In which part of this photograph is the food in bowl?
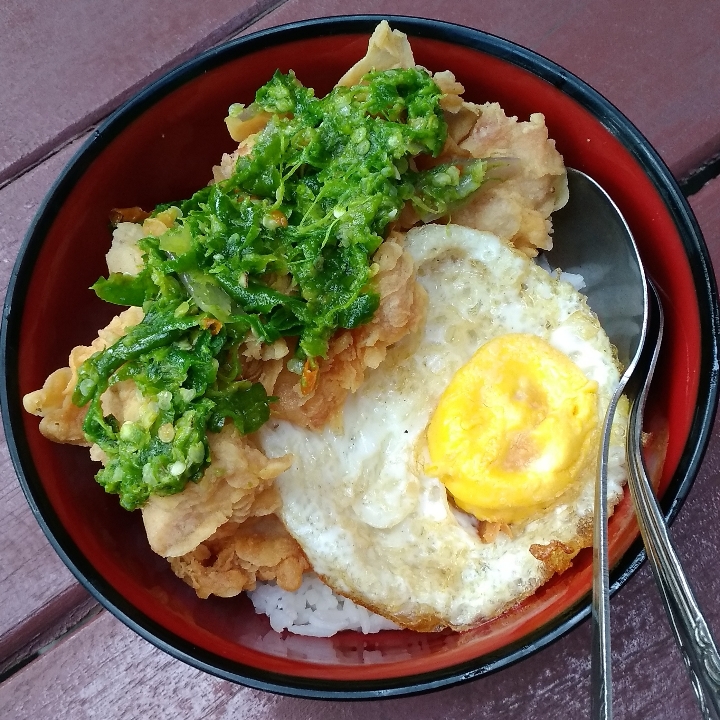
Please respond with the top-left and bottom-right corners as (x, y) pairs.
(22, 22), (629, 635)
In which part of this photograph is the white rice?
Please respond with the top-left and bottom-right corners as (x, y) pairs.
(535, 253), (587, 291)
(249, 574), (400, 636)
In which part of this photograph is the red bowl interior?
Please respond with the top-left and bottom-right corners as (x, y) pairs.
(12, 23), (701, 690)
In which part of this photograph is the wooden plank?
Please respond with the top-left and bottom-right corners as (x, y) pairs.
(0, 139), (100, 673)
(246, 0), (720, 180)
(0, 555), (712, 719)
(0, 0), (288, 185)
(691, 176), (720, 278)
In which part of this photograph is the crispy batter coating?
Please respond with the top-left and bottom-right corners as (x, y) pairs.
(169, 514), (310, 598)
(259, 232), (426, 430)
(225, 110), (274, 144)
(21, 301), (296, 560)
(337, 20), (416, 87)
(211, 133), (257, 184)
(22, 367), (86, 445)
(337, 26), (566, 260)
(452, 103), (568, 256)
(22, 306), (145, 445)
(433, 70), (466, 110)
(336, 19), (477, 127)
(141, 425), (291, 558)
(529, 539), (579, 576)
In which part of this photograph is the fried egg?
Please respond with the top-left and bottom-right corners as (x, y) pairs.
(257, 224), (628, 631)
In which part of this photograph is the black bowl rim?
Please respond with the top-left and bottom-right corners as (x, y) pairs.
(2, 14), (718, 701)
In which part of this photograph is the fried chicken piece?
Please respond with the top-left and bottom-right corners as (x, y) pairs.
(410, 72), (480, 173)
(106, 222), (146, 275)
(239, 338), (289, 398)
(452, 103), (568, 256)
(337, 20), (416, 87)
(340, 41), (566, 259)
(211, 133), (257, 183)
(215, 23), (461, 187)
(23, 299), (294, 566)
(225, 110), (274, 144)
(22, 306), (145, 445)
(262, 231), (427, 429)
(22, 367), (85, 445)
(141, 425), (292, 558)
(337, 19), (475, 124)
(169, 514), (310, 598)
(432, 70), (481, 123)
(445, 106), (482, 146)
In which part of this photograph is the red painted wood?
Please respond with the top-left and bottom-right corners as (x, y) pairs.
(0, 0), (287, 184)
(247, 0), (720, 181)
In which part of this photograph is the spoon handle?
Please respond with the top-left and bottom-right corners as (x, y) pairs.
(626, 283), (720, 719)
(627, 438), (720, 719)
(591, 389), (623, 720)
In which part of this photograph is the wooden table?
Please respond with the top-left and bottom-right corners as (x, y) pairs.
(1, 1), (719, 717)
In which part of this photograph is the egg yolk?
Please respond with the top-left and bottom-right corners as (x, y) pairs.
(427, 334), (599, 524)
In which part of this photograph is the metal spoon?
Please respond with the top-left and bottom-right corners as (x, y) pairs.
(546, 167), (649, 720)
(547, 169), (720, 719)
(625, 281), (720, 720)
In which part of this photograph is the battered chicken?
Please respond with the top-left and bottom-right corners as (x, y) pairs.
(334, 20), (567, 257)
(454, 103), (568, 256)
(336, 21), (416, 88)
(170, 514), (310, 598)
(141, 424), (292, 558)
(253, 232), (426, 430)
(22, 306), (144, 445)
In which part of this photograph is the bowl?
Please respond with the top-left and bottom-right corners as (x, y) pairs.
(2, 15), (718, 699)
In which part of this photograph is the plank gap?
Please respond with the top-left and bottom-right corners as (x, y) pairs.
(680, 152), (720, 198)
(35, 604), (105, 659)
(0, 652), (36, 685)
(227, 0), (290, 41)
(0, 603), (103, 687)
(0, 126), (98, 193)
(0, 588), (99, 678)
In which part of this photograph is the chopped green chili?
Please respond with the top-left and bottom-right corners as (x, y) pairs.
(74, 67), (486, 510)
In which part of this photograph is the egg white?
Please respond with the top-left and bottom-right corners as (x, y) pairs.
(257, 224), (628, 630)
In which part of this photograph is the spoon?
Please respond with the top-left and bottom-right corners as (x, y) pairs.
(625, 281), (720, 720)
(546, 167), (649, 720)
(547, 169), (720, 719)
